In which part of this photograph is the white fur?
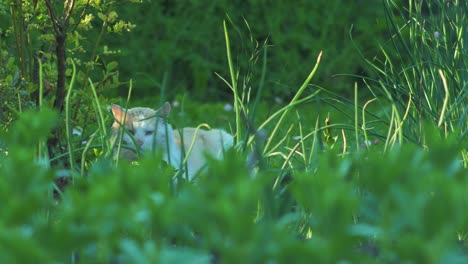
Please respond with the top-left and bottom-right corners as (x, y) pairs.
(111, 102), (233, 180)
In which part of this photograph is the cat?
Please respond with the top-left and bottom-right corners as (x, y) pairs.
(110, 102), (234, 180)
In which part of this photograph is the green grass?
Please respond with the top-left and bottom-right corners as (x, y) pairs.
(363, 0), (467, 145)
(0, 0), (467, 262)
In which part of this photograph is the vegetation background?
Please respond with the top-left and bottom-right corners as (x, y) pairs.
(113, 0), (388, 100)
(0, 0), (467, 263)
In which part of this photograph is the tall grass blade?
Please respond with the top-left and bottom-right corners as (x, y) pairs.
(224, 20), (242, 144)
(113, 81), (134, 166)
(263, 51), (322, 153)
(65, 60), (77, 174)
(437, 69), (449, 129)
(354, 82), (359, 151)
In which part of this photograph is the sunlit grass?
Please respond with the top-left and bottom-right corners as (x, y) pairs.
(363, 0), (467, 147)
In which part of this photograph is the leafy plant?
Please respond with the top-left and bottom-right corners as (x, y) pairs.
(1, 0), (140, 160)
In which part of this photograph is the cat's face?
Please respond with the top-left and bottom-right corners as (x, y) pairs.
(111, 103), (172, 153)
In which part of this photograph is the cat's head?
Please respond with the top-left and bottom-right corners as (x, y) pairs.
(111, 102), (172, 153)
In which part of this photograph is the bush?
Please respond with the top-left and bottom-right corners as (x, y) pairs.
(0, 108), (466, 262)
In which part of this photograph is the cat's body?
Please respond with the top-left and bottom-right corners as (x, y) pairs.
(110, 102), (233, 180)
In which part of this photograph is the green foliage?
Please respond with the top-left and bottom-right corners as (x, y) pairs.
(1, 108), (466, 262)
(1, 0), (139, 131)
(114, 0), (389, 100)
(364, 0), (468, 143)
(355, 144), (467, 263)
(0, 35), (35, 130)
(0, 109), (57, 263)
(1, 0), (467, 263)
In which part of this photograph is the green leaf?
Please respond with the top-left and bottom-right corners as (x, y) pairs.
(106, 61), (118, 71)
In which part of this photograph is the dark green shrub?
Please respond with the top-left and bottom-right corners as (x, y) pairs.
(113, 0), (390, 100)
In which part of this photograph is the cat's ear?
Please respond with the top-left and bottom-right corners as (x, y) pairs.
(160, 102), (171, 117)
(110, 104), (126, 123)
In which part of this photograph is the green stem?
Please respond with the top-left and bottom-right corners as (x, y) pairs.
(224, 20), (242, 144)
(263, 51), (322, 153)
(354, 82), (359, 152)
(65, 59), (77, 175)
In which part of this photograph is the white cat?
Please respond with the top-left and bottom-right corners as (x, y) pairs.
(110, 102), (233, 180)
